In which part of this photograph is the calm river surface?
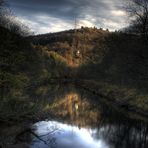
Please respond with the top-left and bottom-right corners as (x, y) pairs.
(1, 84), (148, 148)
(28, 84), (148, 148)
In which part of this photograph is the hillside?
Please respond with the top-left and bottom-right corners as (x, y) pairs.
(0, 26), (44, 121)
(0, 26), (42, 96)
(31, 27), (109, 66)
(0, 26), (72, 122)
(31, 27), (148, 87)
(30, 27), (148, 113)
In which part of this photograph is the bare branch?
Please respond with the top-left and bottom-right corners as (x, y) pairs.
(124, 0), (148, 39)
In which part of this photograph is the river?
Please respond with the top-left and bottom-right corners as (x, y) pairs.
(1, 84), (148, 148)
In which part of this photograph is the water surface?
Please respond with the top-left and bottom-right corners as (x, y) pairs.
(28, 84), (148, 148)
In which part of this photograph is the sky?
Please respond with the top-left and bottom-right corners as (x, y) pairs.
(7, 0), (129, 34)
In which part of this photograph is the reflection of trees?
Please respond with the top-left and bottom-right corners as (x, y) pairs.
(30, 84), (148, 148)
(31, 130), (57, 148)
(15, 123), (61, 148)
(48, 91), (101, 128)
(95, 121), (148, 148)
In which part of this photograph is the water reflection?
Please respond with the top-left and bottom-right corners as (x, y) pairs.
(100, 123), (148, 148)
(31, 121), (109, 148)
(47, 92), (100, 128)
(30, 120), (148, 148)
(28, 84), (148, 148)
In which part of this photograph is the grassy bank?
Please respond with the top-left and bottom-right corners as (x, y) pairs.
(75, 80), (148, 117)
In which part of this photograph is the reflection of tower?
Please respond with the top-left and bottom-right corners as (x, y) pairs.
(67, 94), (80, 121)
(75, 103), (79, 110)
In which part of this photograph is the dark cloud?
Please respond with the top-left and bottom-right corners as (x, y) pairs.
(6, 0), (128, 34)
(8, 0), (109, 19)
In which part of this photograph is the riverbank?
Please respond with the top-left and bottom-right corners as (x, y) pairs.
(75, 79), (148, 119)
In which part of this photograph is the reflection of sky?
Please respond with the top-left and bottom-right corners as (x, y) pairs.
(31, 121), (109, 148)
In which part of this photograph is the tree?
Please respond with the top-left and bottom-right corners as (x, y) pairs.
(126, 0), (148, 39)
(0, 0), (10, 27)
(0, 0), (31, 36)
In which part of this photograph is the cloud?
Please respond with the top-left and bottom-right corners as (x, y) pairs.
(111, 10), (126, 16)
(7, 0), (129, 34)
(19, 15), (74, 34)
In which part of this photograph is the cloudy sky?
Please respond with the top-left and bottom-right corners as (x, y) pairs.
(7, 0), (129, 34)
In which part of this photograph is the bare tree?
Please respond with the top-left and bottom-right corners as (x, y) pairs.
(126, 0), (148, 39)
(0, 0), (31, 36)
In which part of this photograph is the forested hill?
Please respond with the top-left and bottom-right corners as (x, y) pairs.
(1, 25), (147, 92)
(30, 27), (148, 87)
(30, 27), (111, 65)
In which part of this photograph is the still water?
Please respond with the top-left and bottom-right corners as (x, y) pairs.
(31, 121), (109, 148)
(28, 84), (148, 148)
